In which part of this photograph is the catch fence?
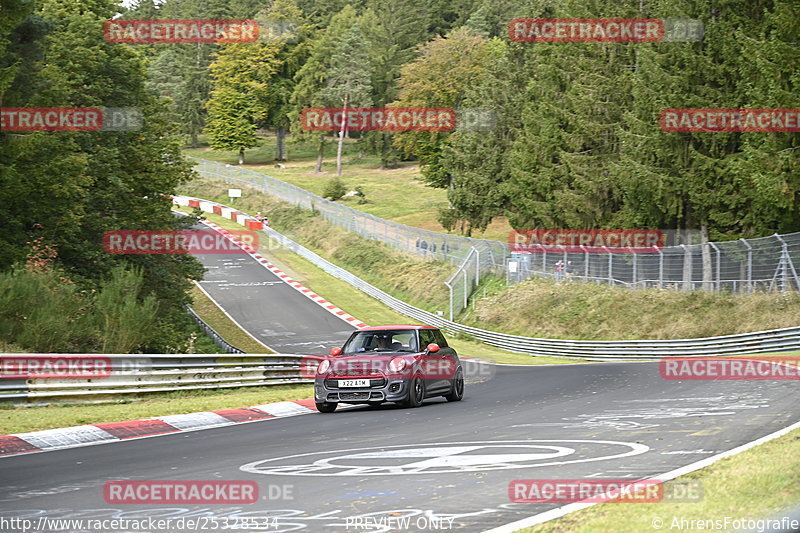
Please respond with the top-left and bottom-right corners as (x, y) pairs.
(191, 158), (800, 303)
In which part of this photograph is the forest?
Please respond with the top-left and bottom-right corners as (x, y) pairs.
(0, 0), (798, 350)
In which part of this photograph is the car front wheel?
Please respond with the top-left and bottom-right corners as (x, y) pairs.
(316, 401), (337, 413)
(402, 375), (424, 408)
(445, 369), (464, 402)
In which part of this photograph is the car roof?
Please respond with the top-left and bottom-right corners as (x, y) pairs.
(356, 325), (437, 331)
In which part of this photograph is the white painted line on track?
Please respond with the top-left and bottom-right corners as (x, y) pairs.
(192, 279), (275, 352)
(484, 418), (800, 533)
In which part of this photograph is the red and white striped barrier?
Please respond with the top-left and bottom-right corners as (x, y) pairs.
(0, 399), (319, 457)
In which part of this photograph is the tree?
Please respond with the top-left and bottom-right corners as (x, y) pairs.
(205, 41), (282, 164)
(257, 0), (309, 161)
(322, 24), (373, 176)
(1, 0), (205, 351)
(439, 38), (524, 235)
(391, 27), (492, 188)
(356, 1), (432, 167)
(289, 5), (359, 172)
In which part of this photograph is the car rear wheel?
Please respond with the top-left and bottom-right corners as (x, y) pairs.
(316, 401), (337, 413)
(445, 369), (464, 402)
(403, 375), (424, 408)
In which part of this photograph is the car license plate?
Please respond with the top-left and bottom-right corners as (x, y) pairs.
(339, 379), (369, 388)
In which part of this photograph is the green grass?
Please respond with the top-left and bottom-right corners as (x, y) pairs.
(0, 384), (313, 434)
(183, 134), (514, 240)
(466, 277), (800, 340)
(190, 283), (274, 354)
(519, 425), (800, 533)
(177, 205), (575, 366)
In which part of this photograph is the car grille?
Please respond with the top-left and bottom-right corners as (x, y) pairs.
(339, 392), (371, 400)
(325, 378), (387, 389)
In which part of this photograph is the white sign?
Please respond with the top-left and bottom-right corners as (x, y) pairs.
(508, 261), (518, 273)
(228, 188), (242, 198)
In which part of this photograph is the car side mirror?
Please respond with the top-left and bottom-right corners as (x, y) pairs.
(425, 343), (440, 354)
(330, 347), (342, 356)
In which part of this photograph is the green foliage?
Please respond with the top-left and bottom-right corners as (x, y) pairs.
(205, 41), (284, 162)
(391, 27), (492, 188)
(0, 0), (205, 352)
(440, 0), (800, 238)
(322, 177), (347, 200)
(322, 24), (372, 107)
(0, 265), (161, 353)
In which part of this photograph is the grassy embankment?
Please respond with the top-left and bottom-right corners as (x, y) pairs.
(182, 134), (515, 240)
(179, 178), (800, 341)
(519, 424), (800, 533)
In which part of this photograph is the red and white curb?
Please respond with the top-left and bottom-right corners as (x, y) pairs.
(0, 398), (320, 457)
(172, 195), (368, 329)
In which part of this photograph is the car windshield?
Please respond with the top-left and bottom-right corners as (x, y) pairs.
(342, 330), (419, 354)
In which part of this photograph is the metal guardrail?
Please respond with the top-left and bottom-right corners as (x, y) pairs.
(0, 354), (312, 400)
(186, 306), (245, 354)
(253, 214), (800, 361)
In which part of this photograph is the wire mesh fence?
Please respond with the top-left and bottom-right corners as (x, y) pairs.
(444, 247), (481, 321)
(190, 157), (800, 300)
(507, 233), (800, 293)
(190, 157), (505, 270)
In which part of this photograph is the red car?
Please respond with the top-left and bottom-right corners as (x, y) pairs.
(314, 325), (464, 413)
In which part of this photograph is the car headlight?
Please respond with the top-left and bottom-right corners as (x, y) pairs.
(388, 357), (407, 372)
(317, 359), (331, 374)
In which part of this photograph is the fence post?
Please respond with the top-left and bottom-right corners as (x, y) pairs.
(583, 246), (589, 279)
(606, 247), (612, 285)
(680, 244), (691, 290)
(658, 249), (664, 289)
(463, 270), (468, 310)
(632, 252), (638, 288)
(774, 234), (799, 293)
(709, 242), (721, 291)
(475, 248), (481, 286)
(542, 248), (547, 276)
(739, 238), (752, 294)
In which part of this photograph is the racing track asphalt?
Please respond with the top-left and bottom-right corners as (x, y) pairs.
(1, 362), (799, 532)
(2, 219), (798, 531)
(190, 226), (356, 355)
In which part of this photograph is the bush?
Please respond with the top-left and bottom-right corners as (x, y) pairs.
(0, 265), (162, 353)
(322, 177), (347, 201)
(353, 186), (368, 204)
